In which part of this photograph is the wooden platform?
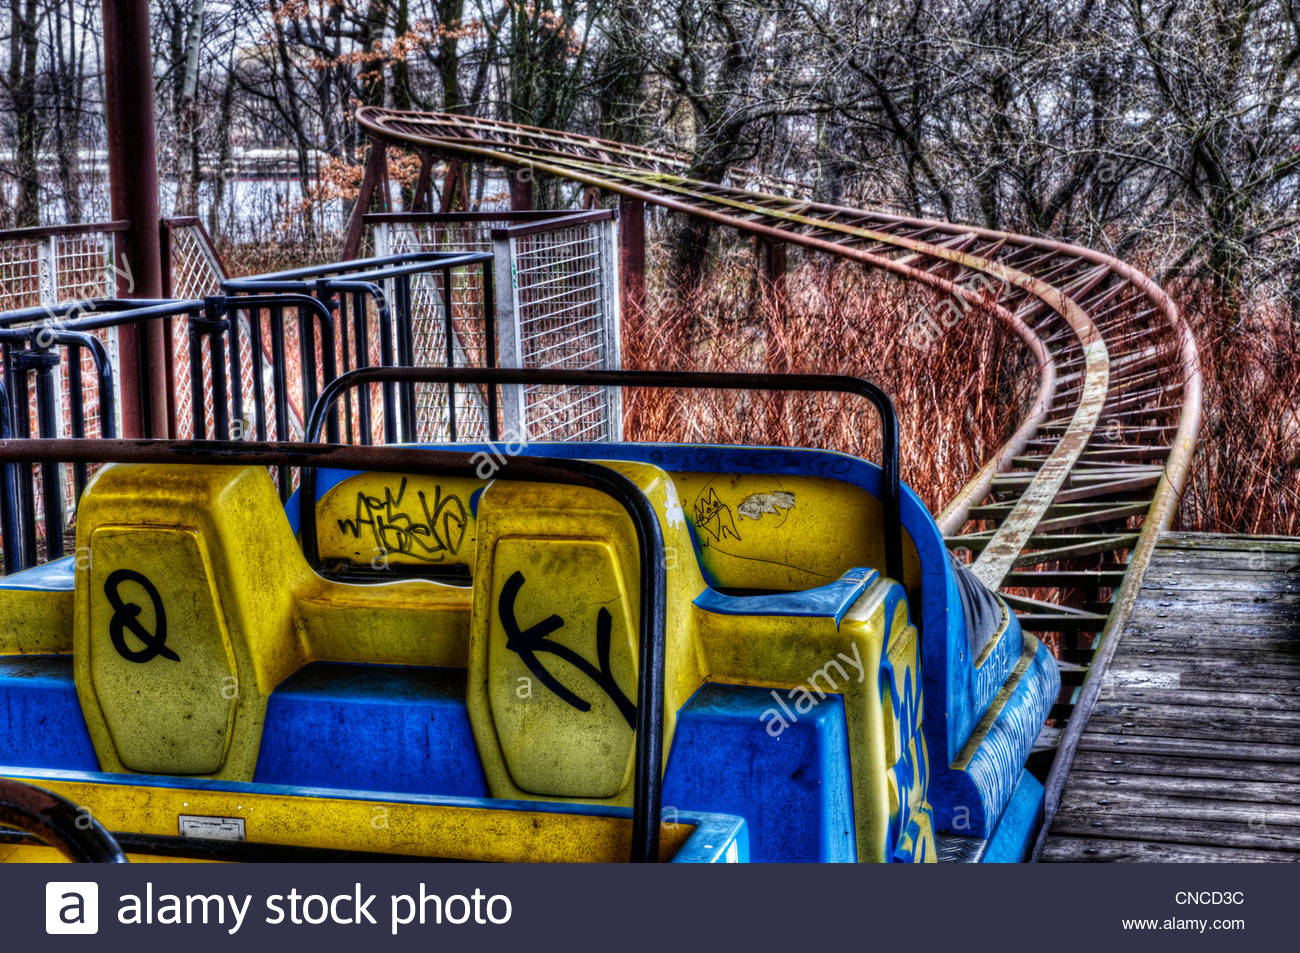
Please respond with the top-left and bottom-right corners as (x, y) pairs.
(1040, 532), (1300, 862)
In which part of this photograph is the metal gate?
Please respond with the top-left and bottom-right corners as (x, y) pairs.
(371, 209), (622, 442)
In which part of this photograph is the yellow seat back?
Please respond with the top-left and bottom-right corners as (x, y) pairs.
(467, 463), (703, 806)
(313, 472), (484, 573)
(73, 464), (307, 779)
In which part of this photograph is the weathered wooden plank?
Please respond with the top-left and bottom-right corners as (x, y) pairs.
(1112, 650), (1300, 674)
(1131, 606), (1300, 628)
(1096, 657), (1300, 682)
(1133, 589), (1300, 608)
(1155, 533), (1300, 553)
(1171, 670), (1300, 695)
(1135, 590), (1300, 609)
(1087, 711), (1300, 746)
(1107, 642), (1300, 665)
(1092, 702), (1300, 734)
(1138, 564), (1300, 587)
(1042, 533), (1300, 863)
(1076, 730), (1300, 765)
(1135, 582), (1300, 601)
(1110, 640), (1300, 664)
(1144, 551), (1300, 571)
(1049, 813), (1300, 851)
(1153, 548), (1300, 563)
(1064, 770), (1300, 804)
(1124, 627), (1300, 647)
(1119, 623), (1300, 644)
(1070, 750), (1300, 784)
(1058, 788), (1300, 828)
(1123, 624), (1300, 645)
(1095, 672), (1300, 703)
(1040, 836), (1300, 863)
(1096, 684), (1300, 712)
(1124, 612), (1300, 630)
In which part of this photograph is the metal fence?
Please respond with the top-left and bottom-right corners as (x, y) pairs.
(0, 293), (340, 570)
(223, 251), (498, 446)
(0, 222), (129, 537)
(0, 221), (128, 439)
(160, 217), (280, 441)
(370, 209), (622, 441)
(0, 221), (126, 313)
(0, 219), (281, 451)
(495, 213), (622, 442)
(370, 212), (530, 439)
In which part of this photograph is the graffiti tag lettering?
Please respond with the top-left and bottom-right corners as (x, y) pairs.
(336, 477), (468, 563)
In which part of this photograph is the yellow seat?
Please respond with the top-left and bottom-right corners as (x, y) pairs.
(68, 463), (475, 780)
(466, 462), (705, 806)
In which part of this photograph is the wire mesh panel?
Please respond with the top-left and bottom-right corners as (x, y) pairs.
(378, 216), (494, 253)
(406, 271), (492, 441)
(51, 231), (116, 302)
(373, 219), (505, 441)
(372, 210), (621, 444)
(0, 224), (122, 540)
(50, 230), (119, 449)
(223, 251), (496, 447)
(494, 214), (621, 442)
(161, 219), (275, 441)
(0, 237), (43, 313)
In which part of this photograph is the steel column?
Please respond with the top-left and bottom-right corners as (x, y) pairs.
(102, 0), (166, 438)
(510, 165), (534, 211)
(619, 196), (646, 317)
(342, 142), (389, 260)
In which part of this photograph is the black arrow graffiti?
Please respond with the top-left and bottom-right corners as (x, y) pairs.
(497, 570), (637, 729)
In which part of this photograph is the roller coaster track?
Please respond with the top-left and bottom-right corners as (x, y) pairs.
(357, 107), (1204, 860)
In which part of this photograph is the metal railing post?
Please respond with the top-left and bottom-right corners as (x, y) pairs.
(600, 214), (624, 440)
(492, 233), (526, 441)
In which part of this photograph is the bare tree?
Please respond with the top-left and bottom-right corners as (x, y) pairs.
(47, 0), (95, 222)
(3, 0), (44, 225)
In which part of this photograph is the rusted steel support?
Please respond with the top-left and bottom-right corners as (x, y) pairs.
(510, 165), (534, 211)
(756, 236), (789, 331)
(411, 151), (435, 212)
(342, 141), (389, 260)
(440, 158), (467, 213)
(619, 196), (646, 318)
(102, 0), (166, 438)
(756, 237), (791, 445)
(757, 236), (787, 295)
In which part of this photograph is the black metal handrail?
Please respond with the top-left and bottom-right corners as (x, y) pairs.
(0, 297), (176, 329)
(221, 250), (491, 285)
(304, 366), (905, 584)
(0, 437), (667, 863)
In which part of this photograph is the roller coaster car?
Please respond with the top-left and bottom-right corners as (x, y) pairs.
(0, 371), (1057, 863)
